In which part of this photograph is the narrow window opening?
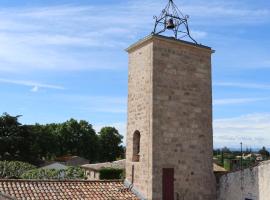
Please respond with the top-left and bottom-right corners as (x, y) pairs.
(132, 130), (141, 162)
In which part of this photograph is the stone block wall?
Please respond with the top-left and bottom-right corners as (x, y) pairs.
(125, 35), (216, 200)
(218, 160), (270, 200)
(125, 40), (153, 199)
(151, 37), (216, 200)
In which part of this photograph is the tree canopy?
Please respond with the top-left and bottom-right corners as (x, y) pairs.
(0, 113), (125, 164)
(98, 127), (125, 162)
(259, 146), (270, 159)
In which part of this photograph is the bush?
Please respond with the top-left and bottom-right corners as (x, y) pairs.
(0, 161), (36, 179)
(21, 167), (86, 180)
(99, 168), (124, 180)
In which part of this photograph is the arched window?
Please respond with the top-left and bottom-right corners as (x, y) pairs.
(132, 130), (141, 162)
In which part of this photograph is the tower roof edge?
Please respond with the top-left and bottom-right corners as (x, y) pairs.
(125, 34), (214, 53)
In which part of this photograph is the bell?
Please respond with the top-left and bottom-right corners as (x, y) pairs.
(166, 18), (175, 29)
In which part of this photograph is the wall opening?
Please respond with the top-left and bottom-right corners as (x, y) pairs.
(132, 130), (141, 162)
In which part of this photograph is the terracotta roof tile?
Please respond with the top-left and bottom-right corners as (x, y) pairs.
(0, 180), (139, 200)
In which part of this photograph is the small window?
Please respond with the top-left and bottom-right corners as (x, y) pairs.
(132, 130), (141, 162)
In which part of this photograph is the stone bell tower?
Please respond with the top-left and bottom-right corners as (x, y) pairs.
(125, 1), (216, 200)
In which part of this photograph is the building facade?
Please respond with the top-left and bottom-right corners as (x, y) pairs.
(125, 35), (216, 200)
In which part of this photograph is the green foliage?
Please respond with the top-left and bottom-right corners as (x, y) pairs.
(0, 113), (125, 164)
(21, 168), (62, 180)
(223, 159), (231, 171)
(65, 167), (85, 179)
(0, 113), (35, 162)
(99, 168), (124, 180)
(98, 127), (125, 162)
(57, 119), (99, 162)
(221, 147), (231, 154)
(21, 167), (86, 180)
(259, 146), (270, 159)
(0, 161), (36, 179)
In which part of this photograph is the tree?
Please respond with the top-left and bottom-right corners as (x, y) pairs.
(57, 119), (99, 162)
(221, 146), (231, 154)
(0, 113), (34, 162)
(259, 146), (270, 159)
(98, 127), (124, 162)
(27, 124), (57, 161)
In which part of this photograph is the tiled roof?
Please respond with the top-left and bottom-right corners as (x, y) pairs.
(0, 180), (139, 200)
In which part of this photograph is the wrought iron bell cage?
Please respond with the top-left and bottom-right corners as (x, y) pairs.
(152, 0), (197, 44)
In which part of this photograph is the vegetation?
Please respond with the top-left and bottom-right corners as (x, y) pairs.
(21, 167), (86, 180)
(98, 127), (124, 162)
(0, 161), (36, 179)
(214, 146), (270, 171)
(259, 146), (270, 159)
(99, 168), (124, 180)
(0, 113), (125, 165)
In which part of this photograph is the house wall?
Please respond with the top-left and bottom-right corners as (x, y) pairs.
(218, 160), (270, 200)
(84, 169), (100, 180)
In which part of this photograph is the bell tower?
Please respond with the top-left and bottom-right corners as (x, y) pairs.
(125, 1), (216, 200)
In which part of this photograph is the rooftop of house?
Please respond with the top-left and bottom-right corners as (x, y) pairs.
(81, 159), (125, 171)
(55, 155), (88, 162)
(40, 162), (68, 170)
(0, 179), (138, 200)
(213, 163), (227, 172)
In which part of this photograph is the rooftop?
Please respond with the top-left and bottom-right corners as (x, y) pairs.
(55, 155), (83, 162)
(81, 159), (125, 171)
(0, 179), (138, 200)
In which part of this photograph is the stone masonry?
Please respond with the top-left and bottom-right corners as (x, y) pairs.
(125, 35), (216, 200)
(218, 160), (270, 200)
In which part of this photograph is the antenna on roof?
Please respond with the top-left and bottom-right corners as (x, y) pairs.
(152, 0), (197, 44)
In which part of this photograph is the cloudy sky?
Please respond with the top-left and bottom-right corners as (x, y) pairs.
(0, 0), (269, 149)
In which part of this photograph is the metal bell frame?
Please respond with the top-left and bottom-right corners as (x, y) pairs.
(152, 0), (197, 44)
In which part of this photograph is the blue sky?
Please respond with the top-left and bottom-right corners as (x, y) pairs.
(0, 0), (269, 149)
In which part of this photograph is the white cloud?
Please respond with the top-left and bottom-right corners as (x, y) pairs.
(0, 1), (268, 73)
(191, 30), (207, 39)
(214, 82), (270, 90)
(214, 113), (270, 148)
(0, 78), (65, 91)
(31, 86), (39, 92)
(213, 97), (268, 106)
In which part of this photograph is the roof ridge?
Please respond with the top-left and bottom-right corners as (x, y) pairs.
(0, 179), (123, 183)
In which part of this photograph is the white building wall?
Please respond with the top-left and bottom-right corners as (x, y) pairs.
(218, 160), (270, 200)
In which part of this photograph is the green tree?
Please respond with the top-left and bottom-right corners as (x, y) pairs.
(57, 119), (99, 162)
(28, 124), (58, 161)
(221, 146), (231, 154)
(0, 113), (35, 162)
(98, 127), (124, 162)
(259, 146), (270, 159)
